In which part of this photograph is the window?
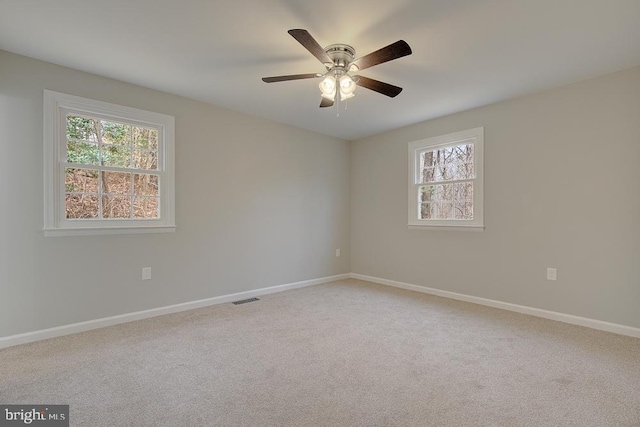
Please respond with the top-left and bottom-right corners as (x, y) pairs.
(408, 127), (484, 229)
(44, 90), (175, 236)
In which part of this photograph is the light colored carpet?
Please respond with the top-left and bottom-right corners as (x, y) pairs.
(1, 279), (639, 426)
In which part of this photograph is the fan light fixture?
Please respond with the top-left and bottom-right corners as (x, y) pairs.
(320, 73), (357, 101)
(339, 75), (356, 100)
(319, 75), (336, 100)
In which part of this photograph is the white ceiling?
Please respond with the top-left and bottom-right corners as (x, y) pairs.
(1, 0), (639, 140)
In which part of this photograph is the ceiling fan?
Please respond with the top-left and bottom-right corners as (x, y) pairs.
(262, 29), (412, 108)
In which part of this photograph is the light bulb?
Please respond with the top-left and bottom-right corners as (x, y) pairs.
(339, 75), (356, 101)
(321, 75), (336, 91)
(340, 74), (354, 90)
(319, 75), (336, 100)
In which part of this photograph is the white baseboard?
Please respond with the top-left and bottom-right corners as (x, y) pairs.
(0, 274), (350, 349)
(4, 272), (637, 349)
(350, 273), (640, 339)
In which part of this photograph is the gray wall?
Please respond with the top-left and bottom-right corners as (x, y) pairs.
(351, 66), (640, 329)
(0, 50), (351, 337)
(2, 50), (638, 338)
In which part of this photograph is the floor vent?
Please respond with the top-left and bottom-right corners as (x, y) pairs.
(231, 297), (260, 305)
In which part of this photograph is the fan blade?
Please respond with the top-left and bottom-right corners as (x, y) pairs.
(288, 29), (333, 65)
(355, 76), (403, 97)
(262, 73), (321, 83)
(351, 40), (412, 71)
(320, 98), (334, 108)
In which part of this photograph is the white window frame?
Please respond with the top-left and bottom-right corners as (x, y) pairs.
(43, 90), (176, 237)
(408, 127), (484, 230)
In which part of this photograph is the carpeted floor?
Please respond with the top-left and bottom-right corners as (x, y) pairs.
(1, 279), (639, 426)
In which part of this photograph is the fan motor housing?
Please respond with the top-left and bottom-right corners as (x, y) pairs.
(324, 44), (356, 69)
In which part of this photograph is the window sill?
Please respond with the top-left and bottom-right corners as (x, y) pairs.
(44, 225), (176, 237)
(408, 224), (484, 231)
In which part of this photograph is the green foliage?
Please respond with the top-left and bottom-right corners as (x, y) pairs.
(66, 117), (158, 172)
(67, 116), (99, 165)
(133, 127), (158, 149)
(67, 116), (96, 140)
(102, 144), (131, 168)
(67, 140), (99, 165)
(102, 121), (129, 145)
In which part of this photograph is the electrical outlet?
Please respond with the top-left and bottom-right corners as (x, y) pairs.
(546, 268), (557, 281)
(335, 249), (341, 257)
(142, 267), (152, 280)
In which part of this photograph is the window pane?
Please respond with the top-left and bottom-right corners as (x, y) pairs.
(101, 121), (131, 145)
(67, 115), (99, 142)
(419, 183), (474, 220)
(440, 202), (454, 219)
(67, 140), (99, 165)
(66, 194), (98, 219)
(102, 171), (131, 195)
(433, 184), (452, 202)
(101, 144), (131, 168)
(420, 143), (474, 183)
(420, 202), (433, 219)
(65, 168), (98, 193)
(102, 196), (131, 218)
(134, 174), (159, 196)
(133, 127), (158, 150)
(420, 186), (433, 203)
(421, 166), (435, 184)
(454, 202), (473, 219)
(454, 182), (473, 201)
(133, 197), (159, 218)
(133, 149), (158, 170)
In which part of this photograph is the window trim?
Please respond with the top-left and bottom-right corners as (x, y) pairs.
(408, 127), (484, 230)
(43, 90), (176, 237)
